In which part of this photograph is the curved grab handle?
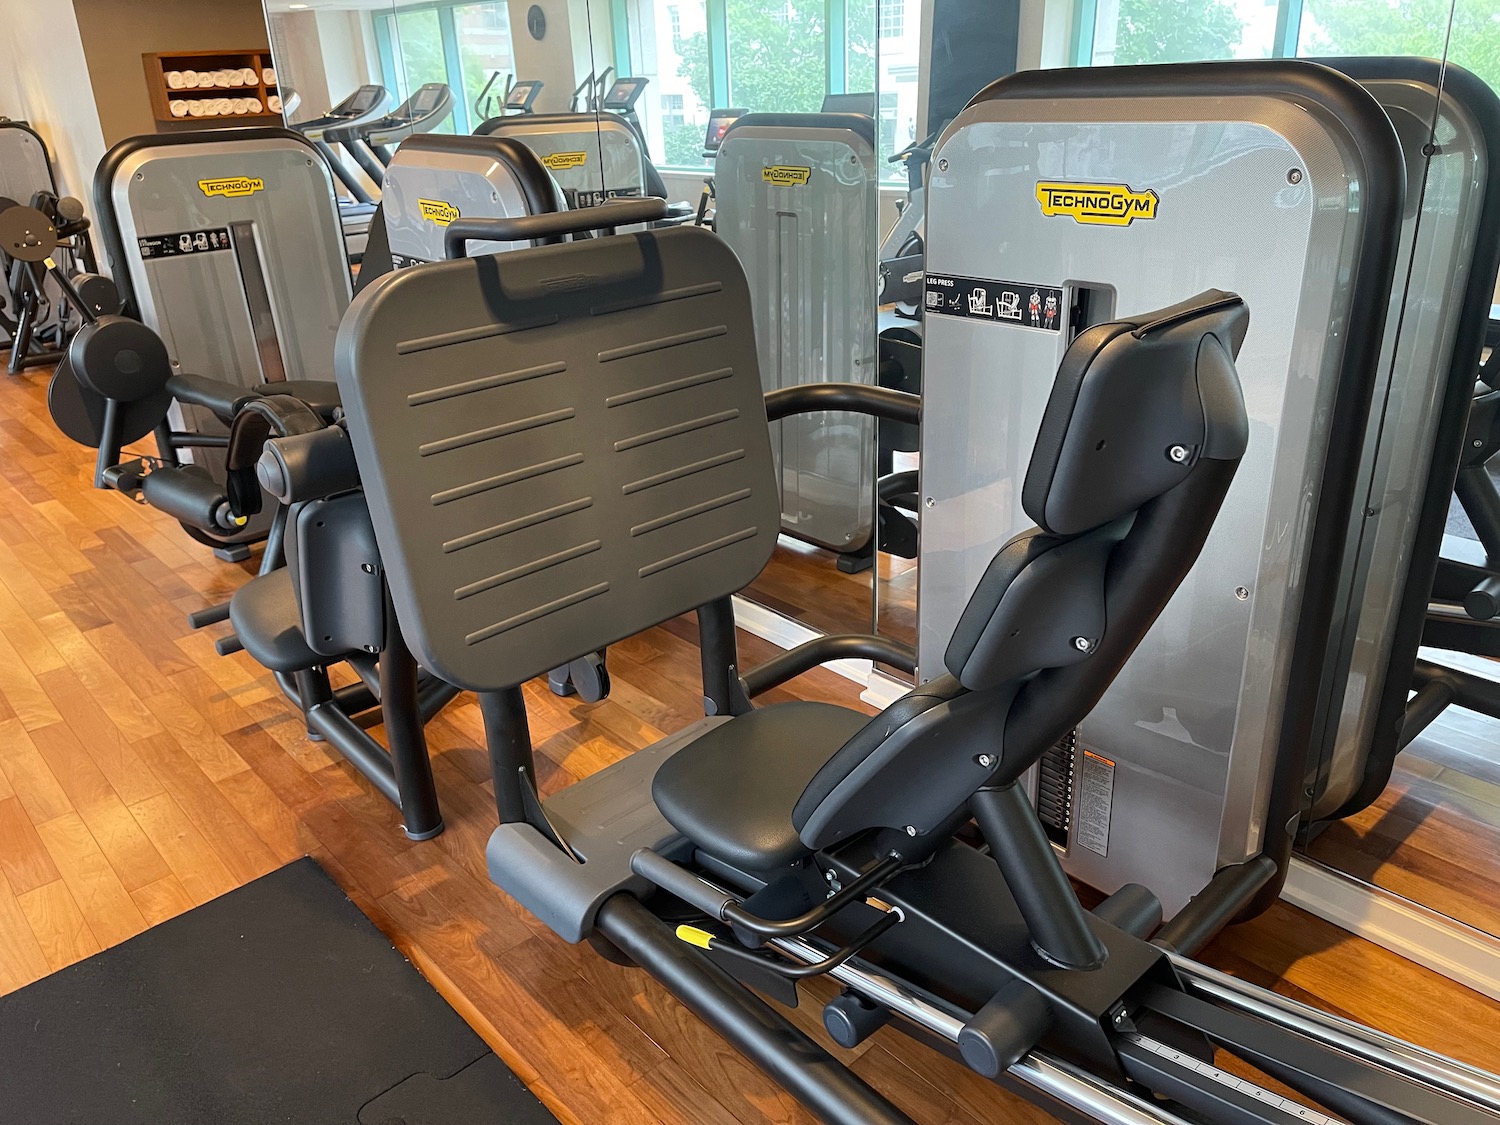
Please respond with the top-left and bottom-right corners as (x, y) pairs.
(443, 197), (669, 258)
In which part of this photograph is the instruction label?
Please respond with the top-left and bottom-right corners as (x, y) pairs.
(389, 253), (431, 270)
(569, 186), (643, 209)
(1075, 749), (1115, 856)
(924, 273), (1063, 331)
(138, 228), (232, 259)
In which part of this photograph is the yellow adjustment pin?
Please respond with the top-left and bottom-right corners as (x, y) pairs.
(44, 257), (56, 270)
(675, 925), (714, 950)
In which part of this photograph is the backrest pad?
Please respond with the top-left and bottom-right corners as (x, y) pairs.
(337, 227), (782, 691)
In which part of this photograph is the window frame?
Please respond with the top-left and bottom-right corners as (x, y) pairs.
(375, 0), (518, 134)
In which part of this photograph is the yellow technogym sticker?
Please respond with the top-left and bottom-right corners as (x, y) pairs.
(417, 198), (461, 227)
(1035, 181), (1159, 227)
(541, 151), (589, 171)
(198, 176), (266, 199)
(761, 165), (812, 187)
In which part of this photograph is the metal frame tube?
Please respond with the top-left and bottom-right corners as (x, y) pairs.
(1169, 954), (1500, 1113)
(594, 894), (915, 1125)
(478, 686), (536, 824)
(305, 702), (399, 806)
(378, 616), (443, 840)
(741, 633), (916, 697)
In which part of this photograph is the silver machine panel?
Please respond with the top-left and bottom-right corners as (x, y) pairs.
(99, 131), (352, 472)
(381, 141), (540, 266)
(0, 121), (57, 205)
(476, 114), (645, 207)
(715, 119), (879, 552)
(1310, 74), (1489, 817)
(916, 82), (1392, 915)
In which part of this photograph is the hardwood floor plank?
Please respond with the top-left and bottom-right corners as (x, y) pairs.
(0, 795), (62, 895)
(125, 793), (239, 906)
(35, 811), (148, 949)
(0, 718), (73, 824)
(0, 872), (52, 991)
(18, 878), (102, 972)
(129, 874), (199, 927)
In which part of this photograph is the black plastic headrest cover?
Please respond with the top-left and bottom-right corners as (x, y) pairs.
(1022, 290), (1249, 536)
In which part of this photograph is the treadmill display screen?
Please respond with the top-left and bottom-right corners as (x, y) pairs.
(704, 108), (747, 153)
(603, 78), (648, 110)
(506, 81), (540, 108)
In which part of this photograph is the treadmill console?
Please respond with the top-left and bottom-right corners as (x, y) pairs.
(703, 108), (747, 155)
(505, 80), (543, 112)
(602, 77), (649, 112)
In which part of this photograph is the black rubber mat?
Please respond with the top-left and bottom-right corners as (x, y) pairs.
(0, 857), (557, 1125)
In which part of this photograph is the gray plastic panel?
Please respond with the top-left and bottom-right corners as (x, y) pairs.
(0, 122), (57, 206)
(337, 227), (781, 692)
(381, 142), (536, 265)
(487, 718), (721, 942)
(477, 115), (644, 206)
(715, 122), (878, 551)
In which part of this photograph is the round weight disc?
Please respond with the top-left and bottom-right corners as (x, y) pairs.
(69, 316), (171, 401)
(0, 204), (58, 262)
(72, 273), (122, 317)
(48, 355), (171, 449)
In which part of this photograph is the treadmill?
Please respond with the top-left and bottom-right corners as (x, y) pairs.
(289, 84), (392, 261)
(325, 84), (455, 189)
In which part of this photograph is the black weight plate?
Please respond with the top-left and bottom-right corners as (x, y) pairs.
(69, 316), (171, 401)
(47, 356), (170, 448)
(0, 205), (58, 262)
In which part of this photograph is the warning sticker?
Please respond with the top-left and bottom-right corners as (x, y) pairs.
(569, 186), (643, 209)
(924, 273), (1063, 331)
(1075, 749), (1116, 856)
(138, 228), (232, 259)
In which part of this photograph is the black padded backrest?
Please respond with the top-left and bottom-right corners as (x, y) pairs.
(792, 292), (1252, 849)
(1023, 291), (1249, 535)
(336, 227), (781, 692)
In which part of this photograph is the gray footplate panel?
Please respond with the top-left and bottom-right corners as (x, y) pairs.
(486, 717), (729, 941)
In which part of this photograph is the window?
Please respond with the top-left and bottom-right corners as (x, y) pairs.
(625, 0), (711, 169)
(377, 2), (518, 134)
(879, 0), (903, 39)
(1088, 0), (1276, 66)
(726, 0), (827, 112)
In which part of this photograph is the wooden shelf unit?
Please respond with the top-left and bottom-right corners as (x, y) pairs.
(143, 49), (282, 128)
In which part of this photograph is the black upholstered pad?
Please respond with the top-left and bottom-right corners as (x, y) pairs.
(652, 701), (870, 871)
(261, 380), (342, 419)
(166, 375), (340, 423)
(337, 227), (781, 693)
(230, 568), (320, 673)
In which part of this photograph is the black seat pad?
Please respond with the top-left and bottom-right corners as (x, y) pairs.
(265, 380), (341, 420)
(230, 568), (320, 674)
(652, 701), (870, 872)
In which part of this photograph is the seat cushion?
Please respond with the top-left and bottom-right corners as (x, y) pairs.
(651, 701), (871, 872)
(229, 568), (320, 674)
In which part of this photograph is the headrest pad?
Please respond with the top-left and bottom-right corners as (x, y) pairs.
(1022, 290), (1249, 536)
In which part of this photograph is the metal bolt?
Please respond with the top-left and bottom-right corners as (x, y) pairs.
(1234, 586), (1250, 601)
(361, 563), (375, 574)
(924, 496), (935, 509)
(937, 158), (948, 172)
(976, 753), (995, 769)
(1286, 168), (1303, 184)
(1167, 445), (1191, 464)
(1475, 439), (1485, 448)
(1072, 637), (1092, 652)
(904, 825), (918, 837)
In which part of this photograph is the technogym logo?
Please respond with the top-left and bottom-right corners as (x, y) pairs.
(761, 165), (812, 187)
(198, 177), (265, 199)
(418, 198), (461, 227)
(1035, 181), (1159, 227)
(541, 151), (589, 171)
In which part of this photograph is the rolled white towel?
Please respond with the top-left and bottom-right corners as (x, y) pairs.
(246, 97), (263, 114)
(262, 67), (277, 87)
(180, 69), (198, 86)
(234, 98), (253, 114)
(166, 71), (185, 89)
(169, 99), (189, 118)
(186, 100), (205, 117)
(241, 67), (258, 85)
(218, 70), (235, 87)
(266, 95), (282, 114)
(219, 98), (235, 115)
(228, 70), (245, 87)
(197, 72), (215, 89)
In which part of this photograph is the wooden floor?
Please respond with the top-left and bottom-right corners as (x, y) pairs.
(2, 365), (1500, 1123)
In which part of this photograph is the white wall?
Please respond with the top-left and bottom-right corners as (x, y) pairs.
(0, 0), (107, 199)
(507, 0), (590, 113)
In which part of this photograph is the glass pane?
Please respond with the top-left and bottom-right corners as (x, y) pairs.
(627, 0), (711, 170)
(454, 2), (516, 127)
(1298, 0), (1498, 89)
(391, 10), (447, 98)
(875, 0), (920, 183)
(1090, 0), (1278, 65)
(726, 0), (827, 112)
